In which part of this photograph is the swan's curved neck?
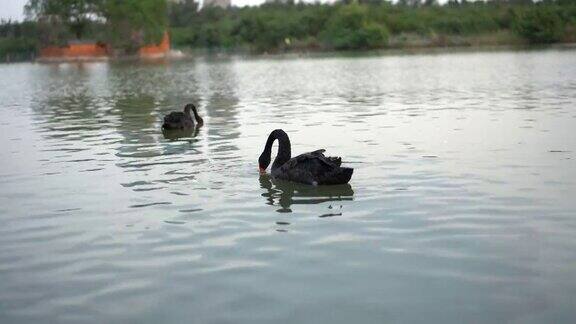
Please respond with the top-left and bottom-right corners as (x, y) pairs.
(265, 129), (291, 170)
(184, 105), (203, 125)
(192, 107), (203, 125)
(184, 105), (192, 117)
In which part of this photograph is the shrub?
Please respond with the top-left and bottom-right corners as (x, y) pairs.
(0, 37), (37, 61)
(321, 4), (389, 50)
(513, 7), (565, 43)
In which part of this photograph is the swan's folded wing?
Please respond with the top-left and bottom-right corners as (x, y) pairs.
(326, 156), (342, 167)
(317, 166), (353, 185)
(164, 112), (184, 123)
(275, 149), (353, 185)
(285, 151), (336, 169)
(276, 151), (340, 184)
(306, 150), (342, 166)
(309, 149), (326, 155)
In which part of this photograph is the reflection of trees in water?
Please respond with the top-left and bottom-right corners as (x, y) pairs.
(113, 95), (162, 161)
(107, 62), (173, 100)
(197, 60), (241, 156)
(107, 60), (204, 110)
(29, 63), (110, 142)
(114, 95), (156, 137)
(259, 174), (354, 214)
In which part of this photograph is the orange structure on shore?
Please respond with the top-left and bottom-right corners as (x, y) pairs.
(39, 32), (170, 62)
(40, 42), (109, 60)
(139, 32), (171, 58)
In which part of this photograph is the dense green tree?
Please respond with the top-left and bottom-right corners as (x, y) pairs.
(321, 4), (389, 49)
(398, 0), (422, 7)
(24, 0), (167, 51)
(513, 6), (565, 43)
(102, 0), (168, 52)
(169, 0), (199, 28)
(24, 0), (102, 39)
(0, 20), (37, 61)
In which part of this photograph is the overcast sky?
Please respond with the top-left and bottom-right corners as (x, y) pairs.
(0, 0), (27, 21)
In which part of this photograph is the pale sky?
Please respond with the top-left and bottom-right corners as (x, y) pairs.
(0, 0), (27, 21)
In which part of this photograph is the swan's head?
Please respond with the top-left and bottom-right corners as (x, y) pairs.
(258, 150), (271, 173)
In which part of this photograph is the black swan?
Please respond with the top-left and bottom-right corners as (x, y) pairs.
(162, 103), (203, 130)
(258, 129), (353, 185)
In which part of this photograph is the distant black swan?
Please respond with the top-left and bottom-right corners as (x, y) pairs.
(258, 129), (353, 185)
(162, 103), (203, 130)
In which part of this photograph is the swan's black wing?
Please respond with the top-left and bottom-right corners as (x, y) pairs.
(163, 112), (193, 129)
(273, 149), (353, 185)
(164, 112), (185, 124)
(327, 156), (342, 167)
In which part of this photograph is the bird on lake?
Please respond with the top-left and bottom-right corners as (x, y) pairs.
(162, 103), (203, 130)
(258, 129), (353, 185)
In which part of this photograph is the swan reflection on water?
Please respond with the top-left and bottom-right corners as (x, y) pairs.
(162, 126), (200, 141)
(259, 174), (354, 214)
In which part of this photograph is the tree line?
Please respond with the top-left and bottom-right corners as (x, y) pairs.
(169, 0), (575, 52)
(1, 0), (575, 62)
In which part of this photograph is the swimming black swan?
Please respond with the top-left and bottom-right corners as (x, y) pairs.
(162, 103), (203, 130)
(258, 129), (353, 185)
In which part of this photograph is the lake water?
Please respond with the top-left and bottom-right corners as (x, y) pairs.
(1, 49), (576, 323)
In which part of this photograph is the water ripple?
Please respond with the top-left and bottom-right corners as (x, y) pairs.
(1, 49), (576, 323)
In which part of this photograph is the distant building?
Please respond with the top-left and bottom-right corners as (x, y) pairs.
(203, 0), (231, 8)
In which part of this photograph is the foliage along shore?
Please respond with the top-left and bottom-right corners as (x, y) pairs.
(1, 0), (576, 63)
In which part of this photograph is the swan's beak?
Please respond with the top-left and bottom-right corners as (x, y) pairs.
(258, 167), (266, 174)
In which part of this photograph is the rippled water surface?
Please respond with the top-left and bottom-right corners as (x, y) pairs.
(1, 49), (576, 323)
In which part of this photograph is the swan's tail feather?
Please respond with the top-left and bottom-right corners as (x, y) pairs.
(327, 156), (342, 166)
(319, 167), (353, 185)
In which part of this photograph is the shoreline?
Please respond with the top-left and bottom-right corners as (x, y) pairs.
(2, 42), (575, 65)
(178, 42), (576, 61)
